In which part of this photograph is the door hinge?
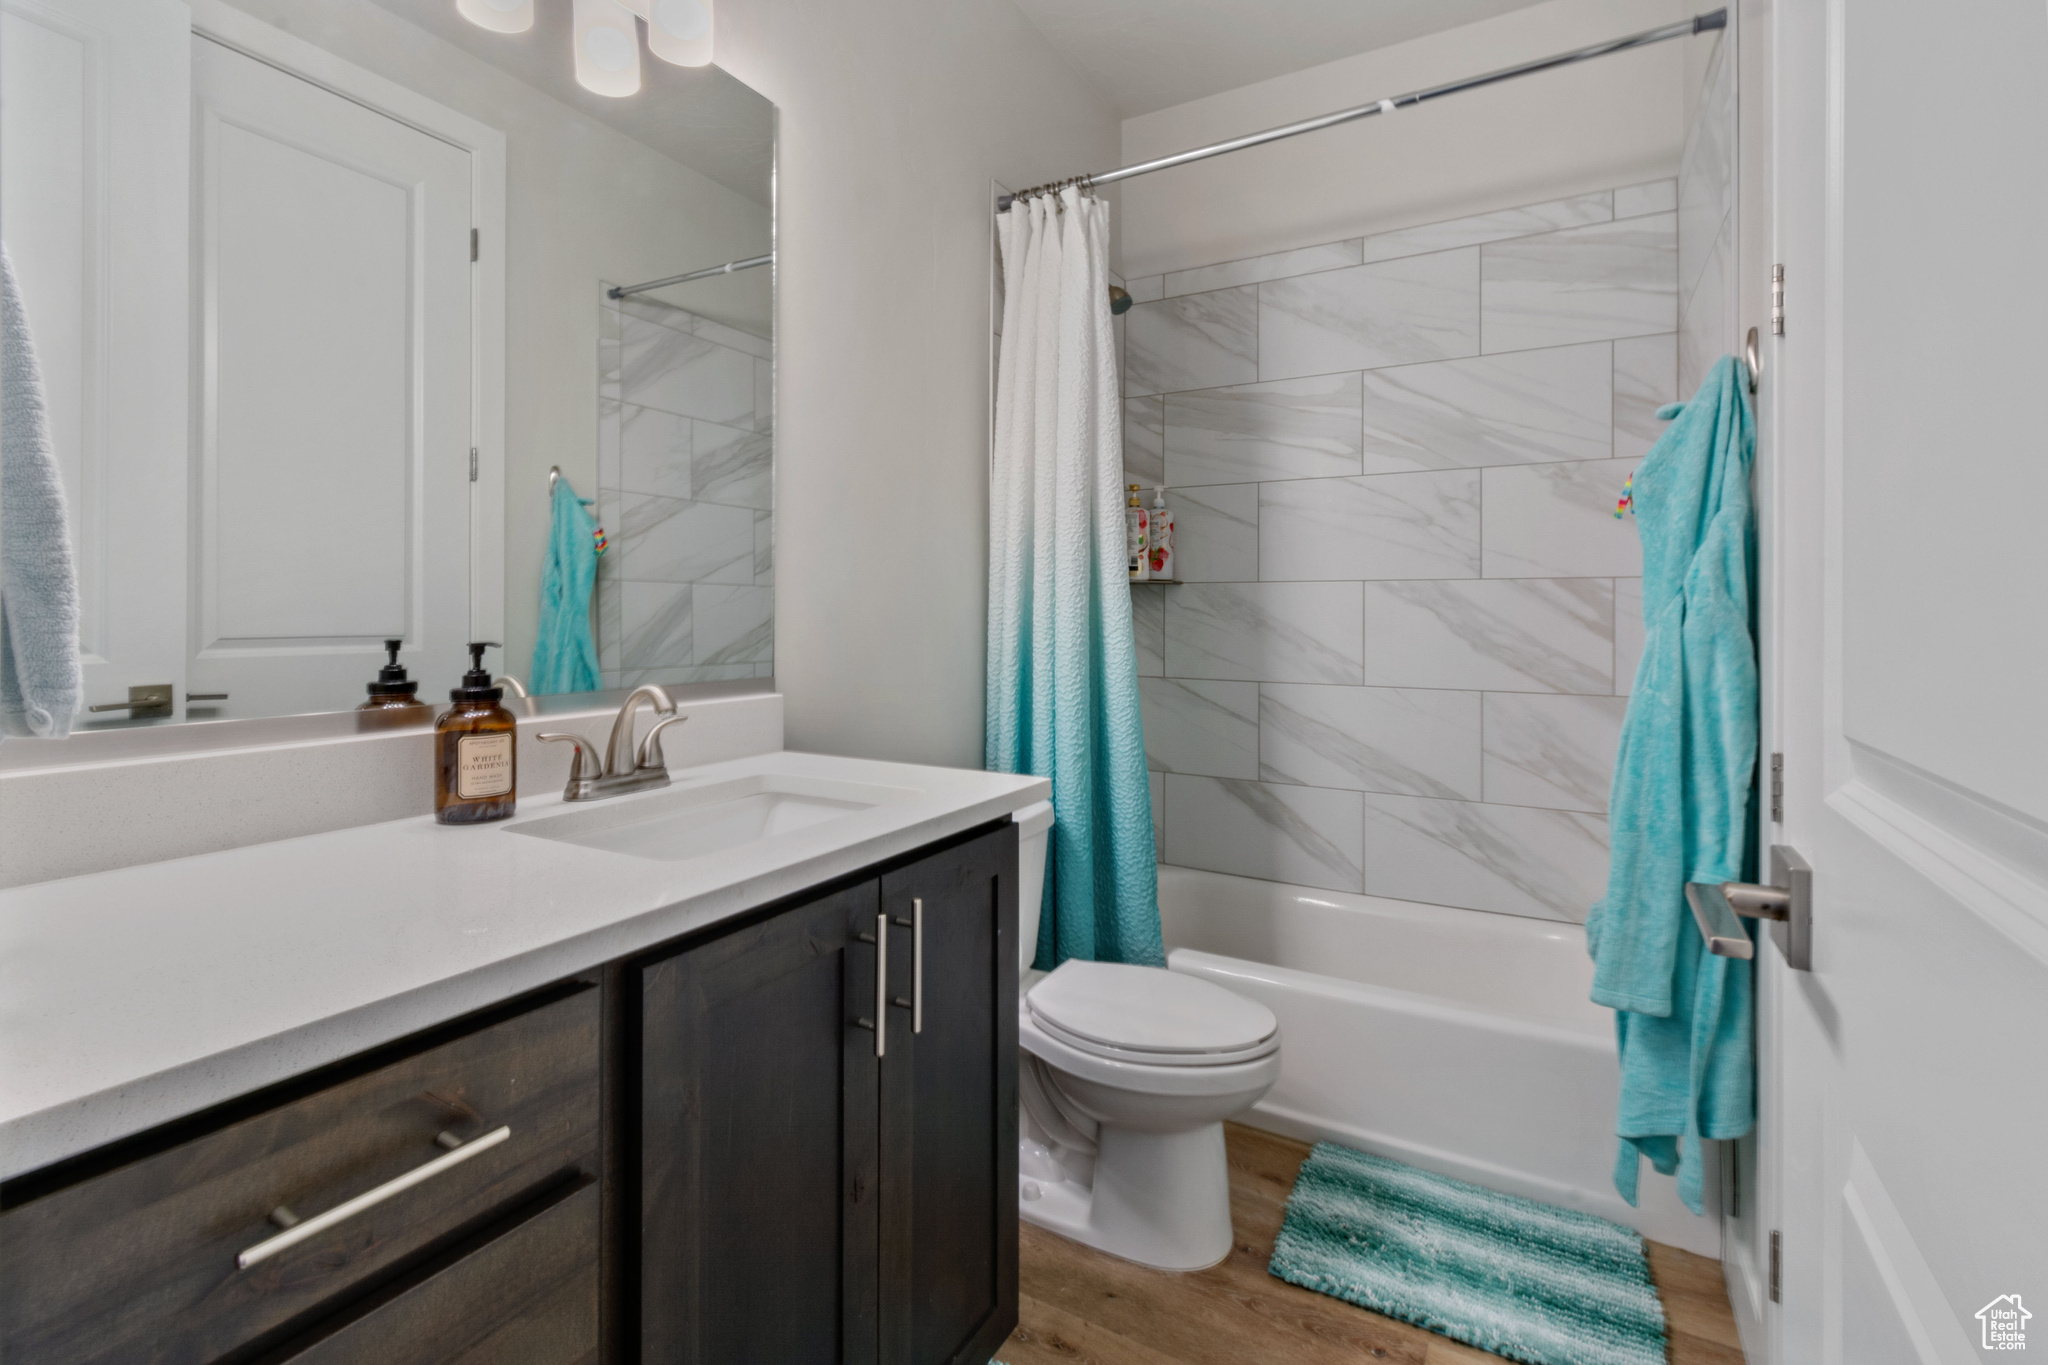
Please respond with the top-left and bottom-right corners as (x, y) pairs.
(469, 447), (478, 482)
(1770, 264), (1785, 335)
(1770, 752), (1784, 823)
(470, 228), (479, 263)
(1769, 1230), (1783, 1303)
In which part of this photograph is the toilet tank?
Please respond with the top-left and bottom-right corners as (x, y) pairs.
(1013, 801), (1054, 973)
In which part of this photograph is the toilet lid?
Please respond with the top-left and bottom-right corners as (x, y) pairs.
(1026, 961), (1278, 1064)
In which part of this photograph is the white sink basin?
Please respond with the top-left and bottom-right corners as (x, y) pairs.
(507, 772), (921, 863)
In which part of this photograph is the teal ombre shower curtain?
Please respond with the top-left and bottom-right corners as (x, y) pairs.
(986, 187), (1163, 970)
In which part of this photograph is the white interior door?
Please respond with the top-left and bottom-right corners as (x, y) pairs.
(1769, 1), (2048, 1361)
(190, 35), (472, 718)
(1, 0), (190, 721)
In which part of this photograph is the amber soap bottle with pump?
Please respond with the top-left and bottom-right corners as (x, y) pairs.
(436, 642), (517, 824)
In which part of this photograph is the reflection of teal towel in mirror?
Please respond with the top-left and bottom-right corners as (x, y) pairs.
(532, 476), (602, 695)
(0, 243), (82, 739)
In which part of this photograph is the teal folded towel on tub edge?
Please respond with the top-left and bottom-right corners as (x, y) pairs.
(1586, 354), (1757, 1215)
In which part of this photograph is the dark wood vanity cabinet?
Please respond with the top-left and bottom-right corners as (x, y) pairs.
(637, 823), (1019, 1365)
(0, 820), (1016, 1365)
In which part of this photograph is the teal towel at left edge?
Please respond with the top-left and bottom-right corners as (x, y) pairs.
(531, 475), (602, 695)
(1587, 354), (1757, 1215)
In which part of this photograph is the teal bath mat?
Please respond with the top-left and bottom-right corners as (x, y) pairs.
(1268, 1143), (1667, 1365)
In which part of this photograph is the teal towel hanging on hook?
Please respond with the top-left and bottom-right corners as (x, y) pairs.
(532, 469), (603, 696)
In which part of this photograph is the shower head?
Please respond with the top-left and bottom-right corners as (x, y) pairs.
(1109, 284), (1133, 315)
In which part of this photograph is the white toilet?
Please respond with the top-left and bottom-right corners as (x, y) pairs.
(1011, 801), (1281, 1271)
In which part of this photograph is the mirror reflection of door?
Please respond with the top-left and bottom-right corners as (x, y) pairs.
(2, 4), (477, 726)
(1, 0), (191, 724)
(190, 36), (474, 720)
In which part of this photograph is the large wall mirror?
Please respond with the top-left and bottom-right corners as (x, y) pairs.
(0, 0), (772, 731)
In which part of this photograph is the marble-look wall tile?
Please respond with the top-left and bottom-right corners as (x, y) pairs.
(754, 511), (773, 584)
(1613, 333), (1678, 460)
(1124, 396), (1165, 487)
(1260, 684), (1481, 801)
(754, 359), (773, 433)
(1165, 373), (1363, 486)
(1614, 179), (1678, 219)
(1166, 581), (1365, 685)
(1482, 692), (1628, 813)
(618, 662), (758, 691)
(1164, 774), (1364, 894)
(597, 568), (622, 672)
(599, 305), (622, 400)
(597, 398), (621, 492)
(1131, 585), (1165, 677)
(693, 317), (771, 361)
(616, 293), (695, 334)
(1150, 772), (1165, 859)
(1678, 210), (1734, 396)
(1355, 192), (1613, 265)
(1679, 35), (1734, 302)
(617, 404), (692, 500)
(1261, 249), (1481, 379)
(1168, 484), (1258, 582)
(1138, 678), (1258, 778)
(1365, 578), (1613, 693)
(693, 420), (772, 510)
(1481, 459), (1643, 579)
(1613, 578), (1644, 696)
(1125, 275), (1164, 305)
(1480, 213), (1677, 353)
(620, 317), (757, 428)
(1358, 342), (1612, 473)
(1261, 470), (1481, 581)
(616, 494), (755, 585)
(1165, 239), (1361, 297)
(1363, 794), (1608, 921)
(693, 583), (773, 665)
(620, 582), (691, 669)
(1125, 287), (1259, 397)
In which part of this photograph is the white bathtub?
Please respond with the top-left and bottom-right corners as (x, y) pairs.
(1158, 866), (1720, 1257)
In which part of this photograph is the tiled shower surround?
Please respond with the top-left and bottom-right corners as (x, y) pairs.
(596, 293), (774, 691)
(1122, 180), (1679, 922)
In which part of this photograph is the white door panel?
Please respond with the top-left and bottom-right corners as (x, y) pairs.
(1, 0), (189, 716)
(1770, 0), (2048, 1361)
(191, 35), (471, 717)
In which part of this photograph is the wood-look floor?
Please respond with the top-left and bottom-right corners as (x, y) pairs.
(1000, 1124), (1746, 1365)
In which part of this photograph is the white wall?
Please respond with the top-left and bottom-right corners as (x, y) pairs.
(712, 0), (1120, 767)
(1118, 0), (1686, 279)
(220, 0), (770, 684)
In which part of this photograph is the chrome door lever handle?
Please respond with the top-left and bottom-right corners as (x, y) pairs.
(1686, 845), (1812, 971)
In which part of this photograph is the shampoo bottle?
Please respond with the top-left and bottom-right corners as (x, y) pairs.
(1125, 484), (1151, 581)
(435, 642), (517, 824)
(1148, 487), (1175, 581)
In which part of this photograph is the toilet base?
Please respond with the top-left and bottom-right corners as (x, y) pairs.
(1017, 1121), (1233, 1271)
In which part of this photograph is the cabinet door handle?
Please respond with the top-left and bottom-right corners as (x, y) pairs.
(888, 899), (924, 1034)
(235, 1126), (511, 1270)
(910, 898), (923, 1034)
(874, 910), (888, 1058)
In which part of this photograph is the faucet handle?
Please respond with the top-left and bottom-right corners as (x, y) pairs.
(638, 714), (689, 772)
(537, 732), (604, 800)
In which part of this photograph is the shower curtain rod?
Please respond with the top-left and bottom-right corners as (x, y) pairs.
(997, 9), (1726, 211)
(609, 252), (773, 300)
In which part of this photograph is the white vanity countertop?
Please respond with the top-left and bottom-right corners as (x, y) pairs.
(0, 750), (1048, 1181)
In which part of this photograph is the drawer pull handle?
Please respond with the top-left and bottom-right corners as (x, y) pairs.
(236, 1126), (512, 1270)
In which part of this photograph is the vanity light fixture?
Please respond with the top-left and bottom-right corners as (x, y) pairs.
(460, 0), (712, 95)
(455, 0), (534, 34)
(572, 0), (642, 97)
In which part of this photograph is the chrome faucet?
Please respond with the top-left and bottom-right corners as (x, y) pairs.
(536, 685), (688, 802)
